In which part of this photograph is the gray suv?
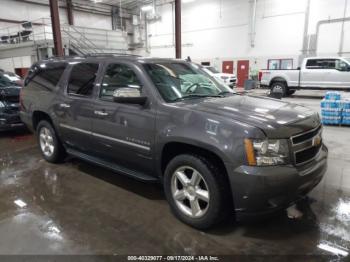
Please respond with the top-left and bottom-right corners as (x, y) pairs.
(20, 55), (328, 229)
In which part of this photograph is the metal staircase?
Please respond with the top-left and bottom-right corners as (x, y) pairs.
(61, 25), (102, 55)
(61, 25), (129, 55)
(0, 18), (130, 61)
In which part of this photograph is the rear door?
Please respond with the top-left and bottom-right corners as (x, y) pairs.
(54, 62), (100, 153)
(90, 62), (156, 174)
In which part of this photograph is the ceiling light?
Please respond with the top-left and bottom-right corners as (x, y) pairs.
(182, 0), (196, 3)
(141, 5), (154, 12)
(92, 0), (103, 3)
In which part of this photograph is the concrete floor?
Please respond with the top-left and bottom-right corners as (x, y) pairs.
(0, 90), (349, 257)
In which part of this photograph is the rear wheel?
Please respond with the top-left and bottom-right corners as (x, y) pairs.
(271, 81), (287, 97)
(37, 120), (66, 163)
(164, 154), (230, 229)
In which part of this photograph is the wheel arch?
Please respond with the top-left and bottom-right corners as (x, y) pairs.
(269, 77), (288, 87)
(160, 141), (229, 178)
(32, 111), (53, 131)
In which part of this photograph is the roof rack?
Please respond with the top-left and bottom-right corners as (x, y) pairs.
(85, 53), (142, 57)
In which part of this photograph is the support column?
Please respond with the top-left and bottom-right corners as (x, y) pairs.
(49, 0), (64, 56)
(175, 0), (181, 59)
(66, 0), (74, 26)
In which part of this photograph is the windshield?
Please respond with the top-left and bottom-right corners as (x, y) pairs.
(143, 62), (232, 102)
(344, 58), (350, 64)
(0, 74), (14, 86)
(205, 66), (220, 74)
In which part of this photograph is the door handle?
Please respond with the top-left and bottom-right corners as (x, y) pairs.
(59, 103), (70, 108)
(94, 110), (109, 116)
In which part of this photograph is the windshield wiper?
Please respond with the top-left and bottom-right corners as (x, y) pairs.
(173, 94), (222, 102)
(218, 91), (235, 96)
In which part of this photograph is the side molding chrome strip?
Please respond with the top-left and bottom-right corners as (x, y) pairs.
(59, 124), (150, 151)
(92, 132), (150, 151)
(60, 123), (91, 135)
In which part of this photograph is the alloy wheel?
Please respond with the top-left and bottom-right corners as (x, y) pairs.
(39, 127), (55, 157)
(171, 166), (210, 218)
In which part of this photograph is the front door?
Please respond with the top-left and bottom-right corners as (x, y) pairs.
(54, 62), (100, 153)
(91, 62), (156, 175)
(237, 60), (249, 87)
(323, 59), (350, 88)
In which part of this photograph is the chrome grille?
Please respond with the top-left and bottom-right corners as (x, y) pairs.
(290, 125), (323, 166)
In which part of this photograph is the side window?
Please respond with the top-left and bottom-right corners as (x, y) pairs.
(323, 59), (336, 69)
(306, 59), (336, 69)
(335, 59), (350, 71)
(100, 64), (141, 101)
(68, 63), (99, 96)
(306, 59), (322, 69)
(25, 62), (67, 90)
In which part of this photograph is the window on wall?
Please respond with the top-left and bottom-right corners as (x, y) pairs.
(268, 59), (293, 70)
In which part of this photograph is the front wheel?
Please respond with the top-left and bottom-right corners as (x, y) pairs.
(164, 154), (230, 229)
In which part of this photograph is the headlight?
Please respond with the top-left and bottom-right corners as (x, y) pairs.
(244, 138), (290, 166)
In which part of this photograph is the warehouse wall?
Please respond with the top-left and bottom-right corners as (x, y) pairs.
(0, 0), (112, 30)
(0, 0), (112, 72)
(147, 0), (350, 72)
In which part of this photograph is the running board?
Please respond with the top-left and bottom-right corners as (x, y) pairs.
(67, 148), (158, 183)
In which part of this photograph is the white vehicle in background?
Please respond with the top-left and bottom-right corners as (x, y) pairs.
(259, 57), (350, 97)
(202, 66), (237, 88)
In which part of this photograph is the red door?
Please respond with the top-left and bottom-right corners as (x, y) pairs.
(222, 61), (234, 74)
(237, 60), (249, 87)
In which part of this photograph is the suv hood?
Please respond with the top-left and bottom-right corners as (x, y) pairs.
(181, 94), (320, 138)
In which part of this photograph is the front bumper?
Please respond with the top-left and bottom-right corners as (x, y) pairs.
(0, 112), (25, 131)
(226, 144), (328, 217)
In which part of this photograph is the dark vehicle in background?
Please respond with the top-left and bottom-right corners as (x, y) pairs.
(20, 55), (328, 229)
(0, 73), (24, 131)
(0, 71), (23, 86)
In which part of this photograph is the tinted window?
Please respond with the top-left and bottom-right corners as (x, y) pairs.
(143, 62), (231, 102)
(100, 64), (141, 101)
(68, 63), (99, 96)
(306, 59), (336, 69)
(25, 62), (67, 91)
(0, 74), (12, 86)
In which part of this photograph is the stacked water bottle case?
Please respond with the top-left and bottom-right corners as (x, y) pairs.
(321, 91), (350, 126)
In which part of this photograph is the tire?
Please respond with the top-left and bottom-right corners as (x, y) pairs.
(164, 154), (231, 229)
(271, 81), (287, 97)
(36, 120), (66, 163)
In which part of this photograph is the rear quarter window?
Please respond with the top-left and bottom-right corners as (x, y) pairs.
(25, 62), (68, 91)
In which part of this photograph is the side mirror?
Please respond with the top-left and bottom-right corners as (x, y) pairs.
(113, 87), (147, 105)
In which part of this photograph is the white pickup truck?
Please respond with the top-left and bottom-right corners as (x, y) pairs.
(259, 57), (350, 96)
